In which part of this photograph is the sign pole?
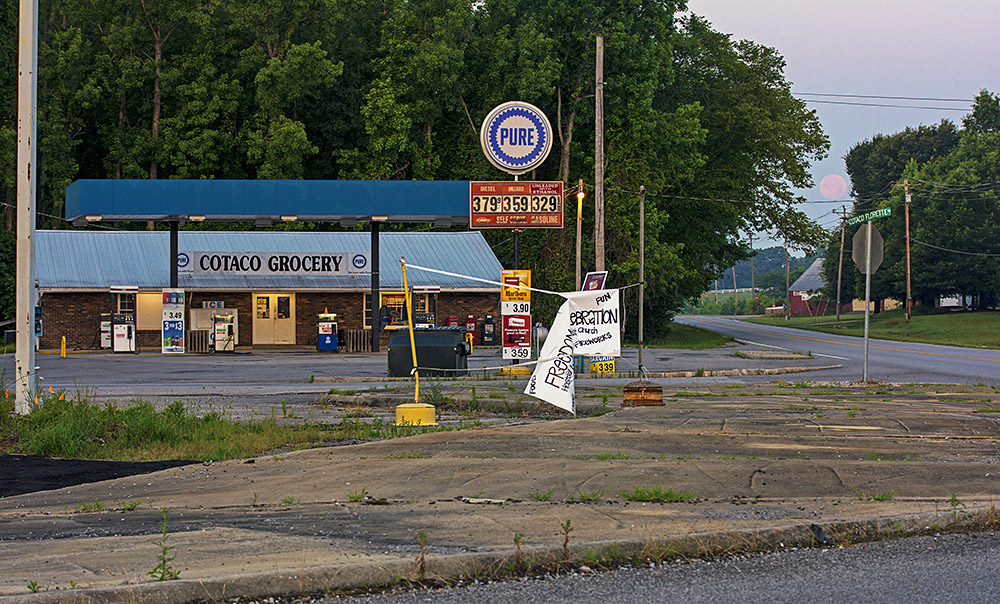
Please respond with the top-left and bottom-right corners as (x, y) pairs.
(638, 186), (645, 375)
(863, 221), (872, 381)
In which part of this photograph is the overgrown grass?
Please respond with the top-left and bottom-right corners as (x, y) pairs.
(0, 392), (478, 461)
(747, 308), (1000, 349)
(644, 323), (733, 349)
(618, 486), (693, 502)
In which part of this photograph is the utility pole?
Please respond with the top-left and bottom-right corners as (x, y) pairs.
(732, 265), (738, 315)
(15, 0), (38, 415)
(594, 35), (605, 272)
(749, 233), (755, 294)
(835, 206), (847, 322)
(904, 178), (912, 320)
(784, 237), (790, 320)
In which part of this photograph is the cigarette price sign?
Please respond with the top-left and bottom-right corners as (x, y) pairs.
(470, 181), (564, 229)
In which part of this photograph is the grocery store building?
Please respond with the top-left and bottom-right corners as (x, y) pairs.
(44, 180), (504, 352)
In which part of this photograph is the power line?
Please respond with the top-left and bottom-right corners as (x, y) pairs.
(802, 99), (970, 111)
(908, 237), (1000, 258)
(795, 92), (972, 103)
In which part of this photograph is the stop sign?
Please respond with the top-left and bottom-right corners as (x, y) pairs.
(852, 222), (884, 275)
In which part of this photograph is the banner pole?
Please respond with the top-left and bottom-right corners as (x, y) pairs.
(401, 257), (419, 402)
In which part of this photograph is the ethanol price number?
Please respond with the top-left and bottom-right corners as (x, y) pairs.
(530, 195), (560, 213)
(506, 347), (530, 359)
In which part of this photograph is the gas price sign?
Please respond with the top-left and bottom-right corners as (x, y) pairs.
(161, 289), (186, 354)
(470, 181), (563, 228)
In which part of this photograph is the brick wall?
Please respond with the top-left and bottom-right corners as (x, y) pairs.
(39, 289), (500, 351)
(39, 292), (110, 350)
(185, 292), (253, 346)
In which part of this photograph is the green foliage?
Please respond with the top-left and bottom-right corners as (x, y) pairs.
(148, 508), (180, 581)
(0, 393), (480, 460)
(0, 0), (840, 330)
(569, 488), (604, 503)
(618, 486), (693, 503)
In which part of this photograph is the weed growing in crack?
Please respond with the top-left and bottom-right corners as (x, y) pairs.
(148, 509), (180, 581)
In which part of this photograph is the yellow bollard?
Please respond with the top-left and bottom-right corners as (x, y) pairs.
(61, 336), (67, 358)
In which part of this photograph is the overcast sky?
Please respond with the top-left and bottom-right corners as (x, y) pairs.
(683, 0), (1000, 246)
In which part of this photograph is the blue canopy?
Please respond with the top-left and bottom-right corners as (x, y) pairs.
(65, 180), (471, 226)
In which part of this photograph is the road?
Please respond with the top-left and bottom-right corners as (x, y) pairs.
(676, 315), (1000, 386)
(329, 532), (1000, 604)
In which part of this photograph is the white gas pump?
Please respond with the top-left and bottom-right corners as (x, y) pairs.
(111, 313), (137, 353)
(214, 314), (235, 352)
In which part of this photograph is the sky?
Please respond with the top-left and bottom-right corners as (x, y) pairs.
(683, 0), (1000, 248)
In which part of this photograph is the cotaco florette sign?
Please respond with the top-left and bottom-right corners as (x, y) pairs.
(179, 252), (370, 276)
(480, 101), (553, 174)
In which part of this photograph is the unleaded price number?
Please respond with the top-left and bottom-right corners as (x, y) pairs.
(472, 195), (561, 214)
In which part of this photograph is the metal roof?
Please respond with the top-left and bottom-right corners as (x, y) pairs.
(36, 230), (503, 291)
(789, 258), (826, 292)
(65, 180), (471, 225)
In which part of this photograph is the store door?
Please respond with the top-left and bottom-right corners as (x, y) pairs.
(253, 293), (296, 344)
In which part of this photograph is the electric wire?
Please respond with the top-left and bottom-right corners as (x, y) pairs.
(802, 99), (970, 111)
(794, 92), (973, 103)
(907, 237), (1000, 258)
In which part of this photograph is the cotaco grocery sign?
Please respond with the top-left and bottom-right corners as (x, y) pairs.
(480, 101), (553, 174)
(180, 252), (371, 276)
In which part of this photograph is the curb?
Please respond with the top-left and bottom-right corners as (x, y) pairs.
(8, 506), (992, 604)
(315, 365), (842, 383)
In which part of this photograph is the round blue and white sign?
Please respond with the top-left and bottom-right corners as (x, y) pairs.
(480, 101), (553, 175)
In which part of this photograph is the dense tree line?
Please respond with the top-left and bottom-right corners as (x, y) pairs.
(821, 91), (1000, 310)
(0, 1), (830, 332)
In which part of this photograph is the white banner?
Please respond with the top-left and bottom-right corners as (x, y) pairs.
(525, 290), (620, 414)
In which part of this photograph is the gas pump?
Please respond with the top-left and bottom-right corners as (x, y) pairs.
(317, 312), (338, 352)
(214, 314), (235, 352)
(111, 313), (137, 353)
(100, 313), (112, 349)
(464, 314), (477, 346)
(482, 314), (496, 346)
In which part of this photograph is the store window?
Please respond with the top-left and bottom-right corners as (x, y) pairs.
(364, 293), (428, 328)
(136, 293), (162, 330)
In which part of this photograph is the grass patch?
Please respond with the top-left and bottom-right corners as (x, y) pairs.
(644, 322), (733, 349)
(746, 308), (1000, 349)
(975, 407), (1000, 413)
(570, 488), (604, 503)
(0, 393), (478, 462)
(618, 486), (693, 502)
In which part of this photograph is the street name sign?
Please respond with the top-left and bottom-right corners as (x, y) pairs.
(848, 207), (891, 227)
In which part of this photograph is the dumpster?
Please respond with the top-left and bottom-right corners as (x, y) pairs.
(387, 327), (471, 377)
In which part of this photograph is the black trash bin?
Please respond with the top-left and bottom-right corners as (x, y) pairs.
(387, 327), (471, 377)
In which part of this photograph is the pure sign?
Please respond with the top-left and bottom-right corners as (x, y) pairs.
(480, 101), (553, 175)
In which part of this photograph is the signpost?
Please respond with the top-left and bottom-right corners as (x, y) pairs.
(478, 101), (557, 269)
(501, 269), (531, 360)
(850, 207), (891, 381)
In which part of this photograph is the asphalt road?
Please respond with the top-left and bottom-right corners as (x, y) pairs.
(328, 532), (1000, 604)
(676, 315), (1000, 386)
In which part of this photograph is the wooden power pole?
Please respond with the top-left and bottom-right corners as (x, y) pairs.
(784, 237), (790, 320)
(732, 265), (738, 315)
(835, 206), (848, 322)
(594, 35), (605, 272)
(904, 178), (912, 320)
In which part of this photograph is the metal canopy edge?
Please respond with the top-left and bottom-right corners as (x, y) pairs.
(65, 179), (472, 224)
